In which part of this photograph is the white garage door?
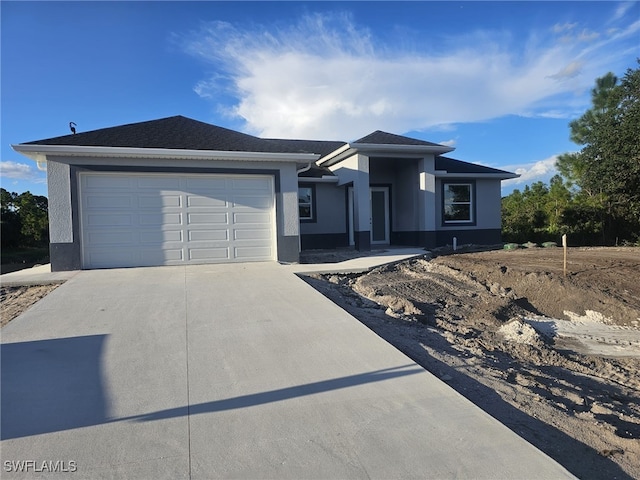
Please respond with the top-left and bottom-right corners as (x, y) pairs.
(79, 173), (276, 268)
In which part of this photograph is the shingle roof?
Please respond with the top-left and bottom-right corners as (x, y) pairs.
(353, 130), (445, 148)
(20, 116), (514, 177)
(265, 139), (347, 158)
(436, 156), (513, 176)
(24, 116), (307, 154)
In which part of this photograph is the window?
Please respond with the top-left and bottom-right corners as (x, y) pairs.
(298, 186), (314, 221)
(443, 183), (473, 223)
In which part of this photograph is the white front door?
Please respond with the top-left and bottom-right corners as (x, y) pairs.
(370, 186), (390, 244)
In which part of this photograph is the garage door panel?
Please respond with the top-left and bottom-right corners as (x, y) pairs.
(186, 195), (227, 208)
(187, 212), (228, 224)
(136, 177), (181, 189)
(141, 249), (184, 263)
(138, 195), (182, 208)
(87, 195), (133, 209)
(85, 176), (132, 189)
(81, 173), (275, 268)
(86, 249), (137, 268)
(234, 246), (272, 259)
(139, 230), (183, 244)
(188, 247), (230, 260)
(86, 231), (135, 245)
(139, 213), (182, 226)
(233, 195), (272, 209)
(233, 212), (271, 224)
(232, 178), (271, 191)
(188, 230), (229, 242)
(233, 228), (272, 240)
(86, 213), (133, 227)
(186, 177), (227, 190)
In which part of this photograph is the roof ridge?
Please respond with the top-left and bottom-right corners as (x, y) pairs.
(352, 130), (446, 147)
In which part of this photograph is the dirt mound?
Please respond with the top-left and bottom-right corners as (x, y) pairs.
(304, 247), (640, 479)
(435, 247), (640, 327)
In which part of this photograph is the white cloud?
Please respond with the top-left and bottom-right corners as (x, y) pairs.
(547, 61), (584, 80)
(180, 10), (638, 140)
(610, 2), (635, 23)
(0, 161), (46, 183)
(502, 156), (560, 189)
(440, 139), (457, 147)
(552, 22), (577, 34)
(577, 29), (600, 42)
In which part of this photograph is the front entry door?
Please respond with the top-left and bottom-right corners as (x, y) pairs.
(370, 187), (390, 244)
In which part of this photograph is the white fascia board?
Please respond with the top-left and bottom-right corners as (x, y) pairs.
(435, 172), (520, 180)
(354, 143), (454, 155)
(316, 144), (354, 167)
(317, 142), (454, 167)
(12, 144), (319, 164)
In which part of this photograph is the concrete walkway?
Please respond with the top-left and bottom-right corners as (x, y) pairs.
(0, 263), (79, 286)
(1, 262), (574, 479)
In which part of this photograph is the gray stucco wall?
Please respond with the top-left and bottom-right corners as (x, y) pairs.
(47, 161), (73, 243)
(299, 183), (347, 235)
(369, 156), (436, 234)
(45, 156), (301, 270)
(435, 177), (503, 231)
(299, 182), (348, 250)
(393, 161), (419, 232)
(392, 176), (503, 248)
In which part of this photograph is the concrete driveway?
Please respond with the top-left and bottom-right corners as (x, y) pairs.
(1, 263), (573, 479)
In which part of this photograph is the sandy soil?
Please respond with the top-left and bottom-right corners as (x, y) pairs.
(303, 247), (640, 480)
(0, 285), (59, 327)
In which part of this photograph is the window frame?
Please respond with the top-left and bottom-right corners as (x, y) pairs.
(298, 184), (317, 223)
(442, 181), (476, 226)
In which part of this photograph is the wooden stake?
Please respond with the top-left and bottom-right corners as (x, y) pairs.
(562, 234), (567, 277)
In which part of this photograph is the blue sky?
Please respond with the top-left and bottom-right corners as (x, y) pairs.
(2, 1), (638, 197)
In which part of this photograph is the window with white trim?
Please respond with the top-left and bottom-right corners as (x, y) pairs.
(443, 183), (473, 223)
(298, 186), (314, 221)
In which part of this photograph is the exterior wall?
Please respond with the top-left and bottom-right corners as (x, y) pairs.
(434, 177), (503, 246)
(299, 182), (348, 250)
(474, 179), (502, 229)
(45, 155), (301, 270)
(376, 173), (503, 249)
(435, 178), (502, 230)
(329, 153), (371, 250)
(47, 161), (73, 243)
(394, 161), (420, 232)
(419, 156), (437, 233)
(368, 156), (438, 248)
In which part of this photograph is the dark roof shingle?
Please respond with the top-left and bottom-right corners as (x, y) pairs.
(436, 156), (513, 175)
(20, 116), (515, 177)
(265, 139), (347, 157)
(25, 116), (306, 154)
(353, 130), (445, 148)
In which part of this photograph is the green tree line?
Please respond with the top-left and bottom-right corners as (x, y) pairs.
(1, 188), (49, 248)
(502, 62), (640, 245)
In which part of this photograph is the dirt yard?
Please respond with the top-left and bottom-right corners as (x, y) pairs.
(0, 285), (59, 327)
(304, 247), (640, 480)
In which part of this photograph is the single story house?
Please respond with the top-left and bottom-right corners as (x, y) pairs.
(13, 115), (517, 271)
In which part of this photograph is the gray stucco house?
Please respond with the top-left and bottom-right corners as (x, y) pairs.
(13, 116), (517, 271)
